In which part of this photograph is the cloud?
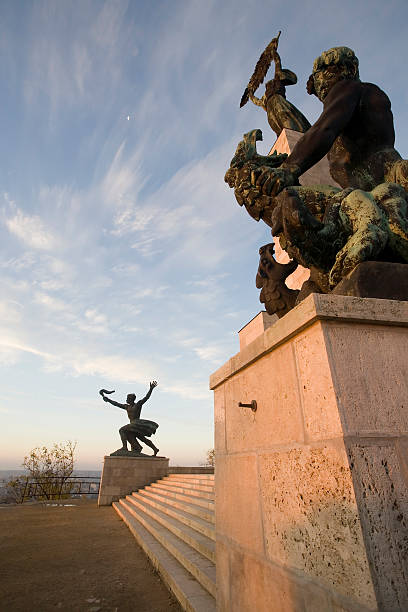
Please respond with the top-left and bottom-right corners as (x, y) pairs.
(39, 279), (65, 291)
(102, 141), (147, 209)
(78, 308), (109, 334)
(160, 382), (210, 402)
(0, 300), (23, 323)
(193, 344), (226, 364)
(130, 237), (162, 257)
(34, 292), (67, 311)
(105, 136), (255, 277)
(23, 0), (135, 118)
(85, 308), (107, 325)
(0, 332), (54, 366)
(4, 208), (58, 250)
(0, 252), (37, 270)
(111, 262), (141, 275)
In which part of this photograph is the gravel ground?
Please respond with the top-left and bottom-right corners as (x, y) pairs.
(0, 498), (181, 612)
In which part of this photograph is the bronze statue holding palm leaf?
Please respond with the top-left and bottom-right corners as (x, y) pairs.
(240, 31), (310, 137)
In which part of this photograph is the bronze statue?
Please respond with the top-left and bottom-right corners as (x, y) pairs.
(256, 243), (299, 317)
(100, 382), (160, 457)
(240, 31), (311, 137)
(226, 46), (408, 316)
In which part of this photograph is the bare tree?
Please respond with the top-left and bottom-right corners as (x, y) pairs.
(4, 441), (77, 503)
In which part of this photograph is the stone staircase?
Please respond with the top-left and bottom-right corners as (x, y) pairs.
(112, 473), (215, 612)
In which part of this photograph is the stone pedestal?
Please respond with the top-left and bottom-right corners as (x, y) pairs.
(98, 455), (169, 506)
(210, 294), (408, 611)
(238, 311), (278, 350)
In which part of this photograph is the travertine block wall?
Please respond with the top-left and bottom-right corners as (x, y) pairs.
(238, 311), (278, 350)
(210, 294), (408, 611)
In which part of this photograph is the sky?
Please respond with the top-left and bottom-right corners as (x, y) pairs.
(1, 0), (408, 469)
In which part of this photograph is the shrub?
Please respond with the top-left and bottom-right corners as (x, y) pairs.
(4, 441), (77, 503)
(205, 448), (215, 467)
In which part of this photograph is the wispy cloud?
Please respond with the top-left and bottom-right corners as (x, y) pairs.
(102, 142), (147, 209)
(193, 343), (227, 364)
(23, 0), (135, 120)
(4, 207), (58, 250)
(34, 292), (67, 312)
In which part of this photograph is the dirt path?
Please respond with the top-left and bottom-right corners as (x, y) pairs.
(0, 498), (181, 612)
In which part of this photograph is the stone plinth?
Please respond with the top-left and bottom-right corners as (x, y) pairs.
(210, 294), (408, 611)
(238, 311), (278, 350)
(98, 455), (169, 506)
(333, 261), (408, 301)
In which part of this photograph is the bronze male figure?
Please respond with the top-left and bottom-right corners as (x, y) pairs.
(100, 382), (159, 456)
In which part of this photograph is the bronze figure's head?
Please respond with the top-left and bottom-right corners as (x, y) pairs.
(308, 46), (359, 100)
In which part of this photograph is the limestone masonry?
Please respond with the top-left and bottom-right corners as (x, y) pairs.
(211, 294), (408, 611)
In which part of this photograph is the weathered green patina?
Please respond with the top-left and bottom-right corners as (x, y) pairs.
(226, 45), (408, 316)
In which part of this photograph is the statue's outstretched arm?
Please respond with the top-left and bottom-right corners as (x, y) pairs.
(139, 380), (158, 406)
(102, 396), (126, 409)
(282, 79), (361, 177)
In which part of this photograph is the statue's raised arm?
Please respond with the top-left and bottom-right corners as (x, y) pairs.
(240, 31), (311, 137)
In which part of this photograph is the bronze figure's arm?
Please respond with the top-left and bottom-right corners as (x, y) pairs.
(282, 79), (361, 177)
(271, 42), (283, 78)
(249, 91), (266, 108)
(99, 389), (126, 409)
(139, 380), (158, 406)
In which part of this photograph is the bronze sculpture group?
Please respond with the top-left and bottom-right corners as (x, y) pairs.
(100, 382), (160, 457)
(226, 36), (408, 316)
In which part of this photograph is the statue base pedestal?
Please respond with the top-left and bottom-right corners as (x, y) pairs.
(98, 455), (169, 506)
(333, 260), (408, 301)
(211, 294), (408, 611)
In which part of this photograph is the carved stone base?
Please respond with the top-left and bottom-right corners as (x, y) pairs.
(98, 455), (169, 506)
(333, 261), (408, 301)
(211, 294), (408, 610)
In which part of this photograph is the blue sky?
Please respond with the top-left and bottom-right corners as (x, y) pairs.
(1, 0), (408, 469)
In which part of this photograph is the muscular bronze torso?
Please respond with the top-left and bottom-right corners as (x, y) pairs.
(284, 78), (401, 191)
(126, 401), (143, 422)
(328, 82), (399, 189)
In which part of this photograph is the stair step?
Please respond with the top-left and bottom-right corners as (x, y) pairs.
(161, 478), (215, 492)
(139, 488), (215, 524)
(131, 491), (215, 540)
(164, 475), (214, 484)
(150, 482), (214, 500)
(117, 499), (216, 596)
(165, 475), (214, 483)
(113, 501), (215, 612)
(126, 495), (215, 562)
(144, 484), (215, 510)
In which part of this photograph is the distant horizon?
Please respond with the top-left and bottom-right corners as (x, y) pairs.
(0, 458), (207, 474)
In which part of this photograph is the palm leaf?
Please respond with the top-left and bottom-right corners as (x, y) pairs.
(240, 31), (281, 108)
